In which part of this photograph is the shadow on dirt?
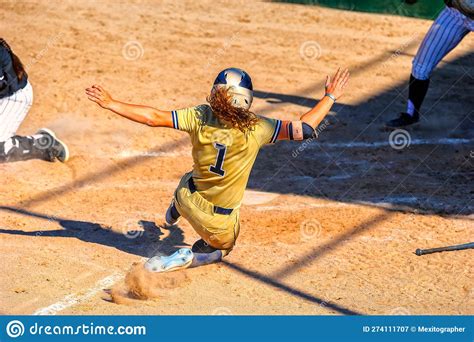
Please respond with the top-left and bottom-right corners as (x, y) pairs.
(0, 206), (188, 257)
(251, 51), (474, 216)
(222, 260), (362, 315)
(0, 204), (365, 315)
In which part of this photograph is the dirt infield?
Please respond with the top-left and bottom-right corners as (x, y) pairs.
(0, 0), (472, 315)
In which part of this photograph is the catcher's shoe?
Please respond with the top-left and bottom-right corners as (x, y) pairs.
(385, 112), (419, 129)
(165, 201), (181, 226)
(35, 128), (70, 163)
(144, 248), (194, 273)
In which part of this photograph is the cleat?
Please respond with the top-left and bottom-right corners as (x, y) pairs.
(385, 112), (419, 129)
(144, 248), (194, 273)
(36, 128), (70, 163)
(165, 201), (180, 226)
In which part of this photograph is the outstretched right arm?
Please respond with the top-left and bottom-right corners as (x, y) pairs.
(85, 85), (173, 127)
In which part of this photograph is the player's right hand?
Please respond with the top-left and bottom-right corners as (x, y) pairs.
(85, 84), (113, 109)
(325, 67), (350, 100)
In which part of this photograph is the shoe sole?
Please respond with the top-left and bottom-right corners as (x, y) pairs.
(144, 248), (194, 273)
(37, 128), (70, 163)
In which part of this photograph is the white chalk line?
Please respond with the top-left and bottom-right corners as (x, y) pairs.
(118, 150), (188, 158)
(79, 180), (178, 190)
(33, 273), (124, 315)
(309, 137), (473, 149)
(253, 198), (473, 217)
(254, 203), (351, 211)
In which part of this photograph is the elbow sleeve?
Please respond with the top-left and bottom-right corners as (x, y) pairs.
(288, 121), (316, 141)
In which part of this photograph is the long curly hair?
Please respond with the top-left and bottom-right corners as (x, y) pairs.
(0, 38), (26, 81)
(207, 87), (258, 133)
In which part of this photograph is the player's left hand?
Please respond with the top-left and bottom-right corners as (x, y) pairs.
(85, 84), (113, 109)
(325, 67), (350, 100)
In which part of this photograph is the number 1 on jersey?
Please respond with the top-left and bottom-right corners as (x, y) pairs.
(209, 142), (227, 176)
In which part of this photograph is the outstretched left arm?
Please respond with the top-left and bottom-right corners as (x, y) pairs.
(276, 68), (350, 141)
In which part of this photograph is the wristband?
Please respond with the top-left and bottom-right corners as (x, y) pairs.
(325, 93), (337, 102)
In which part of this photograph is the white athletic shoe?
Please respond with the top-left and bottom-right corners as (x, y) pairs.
(144, 248), (194, 273)
(36, 128), (70, 163)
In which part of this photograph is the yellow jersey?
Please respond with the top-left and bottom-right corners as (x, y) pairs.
(172, 104), (282, 209)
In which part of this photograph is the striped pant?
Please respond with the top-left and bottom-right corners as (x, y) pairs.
(412, 6), (473, 81)
(0, 82), (48, 163)
(0, 81), (33, 141)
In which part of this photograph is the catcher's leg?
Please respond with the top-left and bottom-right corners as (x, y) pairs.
(0, 81), (33, 141)
(0, 129), (69, 163)
(0, 134), (50, 163)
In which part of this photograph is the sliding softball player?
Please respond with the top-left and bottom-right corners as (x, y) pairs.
(0, 38), (69, 163)
(86, 67), (349, 272)
(386, 0), (473, 128)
